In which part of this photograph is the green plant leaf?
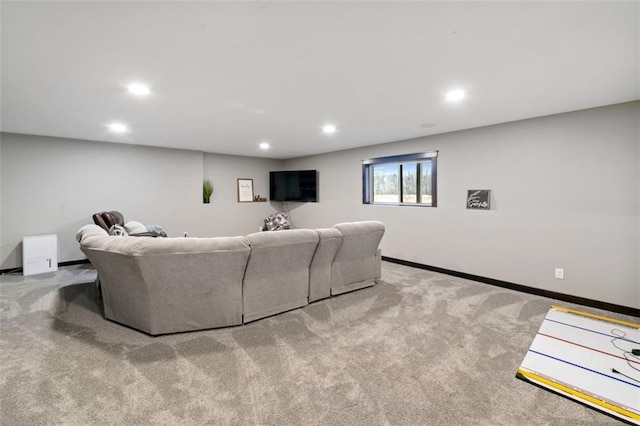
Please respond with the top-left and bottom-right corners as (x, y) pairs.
(203, 179), (214, 198)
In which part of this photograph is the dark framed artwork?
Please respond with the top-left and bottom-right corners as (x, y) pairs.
(466, 189), (490, 210)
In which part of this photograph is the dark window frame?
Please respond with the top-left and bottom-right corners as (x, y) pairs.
(362, 151), (438, 207)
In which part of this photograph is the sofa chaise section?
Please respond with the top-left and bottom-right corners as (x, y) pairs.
(331, 221), (385, 296)
(243, 229), (319, 323)
(78, 225), (250, 335)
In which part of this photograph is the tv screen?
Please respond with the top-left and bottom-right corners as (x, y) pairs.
(269, 170), (318, 202)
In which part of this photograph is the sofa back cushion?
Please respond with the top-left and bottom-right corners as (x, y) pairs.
(331, 221), (385, 294)
(76, 224), (109, 242)
(80, 234), (248, 256)
(243, 229), (319, 322)
(309, 228), (343, 302)
(80, 234), (251, 335)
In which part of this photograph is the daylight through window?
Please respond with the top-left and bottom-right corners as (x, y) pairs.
(362, 152), (437, 207)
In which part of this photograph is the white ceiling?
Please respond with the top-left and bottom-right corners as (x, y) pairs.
(1, 1), (638, 159)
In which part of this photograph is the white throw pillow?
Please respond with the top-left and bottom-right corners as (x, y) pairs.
(124, 221), (147, 234)
(75, 224), (108, 242)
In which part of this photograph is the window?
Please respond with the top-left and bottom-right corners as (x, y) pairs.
(362, 152), (437, 206)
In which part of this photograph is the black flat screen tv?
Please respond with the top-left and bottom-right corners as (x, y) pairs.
(269, 170), (318, 202)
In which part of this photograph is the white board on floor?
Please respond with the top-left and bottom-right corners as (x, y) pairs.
(517, 306), (640, 425)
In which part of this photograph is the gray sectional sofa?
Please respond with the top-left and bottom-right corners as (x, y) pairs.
(76, 221), (385, 335)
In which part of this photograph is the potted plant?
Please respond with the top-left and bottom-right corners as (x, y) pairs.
(203, 179), (213, 203)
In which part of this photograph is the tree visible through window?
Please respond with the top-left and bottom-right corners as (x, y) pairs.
(363, 152), (437, 206)
(373, 164), (399, 203)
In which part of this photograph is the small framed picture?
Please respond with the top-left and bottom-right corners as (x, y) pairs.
(467, 189), (490, 210)
(237, 178), (254, 203)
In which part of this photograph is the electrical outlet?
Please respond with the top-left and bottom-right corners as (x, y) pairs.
(555, 268), (564, 280)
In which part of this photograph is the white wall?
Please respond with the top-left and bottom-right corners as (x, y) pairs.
(284, 102), (639, 308)
(0, 133), (283, 269)
(0, 139), (3, 268)
(202, 152), (284, 235)
(1, 102), (637, 308)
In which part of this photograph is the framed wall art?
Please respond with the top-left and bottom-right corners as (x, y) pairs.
(466, 189), (490, 210)
(237, 178), (254, 203)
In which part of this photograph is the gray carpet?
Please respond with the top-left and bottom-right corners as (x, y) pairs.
(1, 262), (635, 425)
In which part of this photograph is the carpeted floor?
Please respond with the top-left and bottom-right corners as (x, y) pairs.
(0, 261), (635, 425)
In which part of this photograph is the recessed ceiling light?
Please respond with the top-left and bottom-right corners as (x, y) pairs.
(445, 89), (465, 101)
(127, 83), (150, 96)
(322, 124), (337, 134)
(259, 142), (270, 149)
(108, 122), (128, 133)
